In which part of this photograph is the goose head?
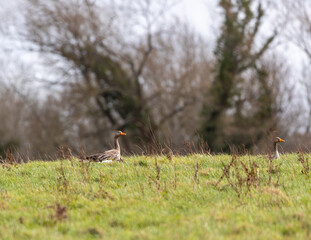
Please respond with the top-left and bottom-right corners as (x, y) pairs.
(274, 137), (285, 143)
(115, 131), (126, 138)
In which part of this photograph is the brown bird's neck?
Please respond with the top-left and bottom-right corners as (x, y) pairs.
(114, 136), (120, 151)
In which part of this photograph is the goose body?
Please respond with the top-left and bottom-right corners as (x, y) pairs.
(83, 131), (126, 162)
(273, 137), (285, 159)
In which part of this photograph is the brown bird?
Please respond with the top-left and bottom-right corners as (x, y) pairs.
(83, 131), (126, 162)
(274, 137), (285, 159)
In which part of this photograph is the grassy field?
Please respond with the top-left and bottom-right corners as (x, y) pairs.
(0, 153), (310, 239)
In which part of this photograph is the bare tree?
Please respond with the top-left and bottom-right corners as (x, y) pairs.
(201, 0), (280, 152)
(284, 0), (311, 137)
(22, 0), (210, 151)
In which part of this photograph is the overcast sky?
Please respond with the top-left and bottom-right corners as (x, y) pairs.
(0, 0), (308, 81)
(179, 0), (219, 35)
(0, 0), (220, 85)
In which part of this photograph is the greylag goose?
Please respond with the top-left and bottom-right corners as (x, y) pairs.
(83, 131), (126, 162)
(274, 137), (285, 159)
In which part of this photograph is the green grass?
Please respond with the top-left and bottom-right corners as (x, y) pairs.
(0, 154), (310, 239)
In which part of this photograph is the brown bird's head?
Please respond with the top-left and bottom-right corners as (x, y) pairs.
(275, 137), (285, 143)
(115, 131), (126, 137)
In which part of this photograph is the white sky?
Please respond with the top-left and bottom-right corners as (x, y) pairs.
(179, 0), (219, 35)
(0, 0), (308, 80)
(0, 0), (221, 83)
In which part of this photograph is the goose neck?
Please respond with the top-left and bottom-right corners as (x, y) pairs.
(114, 136), (120, 151)
(274, 142), (279, 158)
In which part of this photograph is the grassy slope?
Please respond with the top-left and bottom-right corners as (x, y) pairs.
(0, 154), (310, 240)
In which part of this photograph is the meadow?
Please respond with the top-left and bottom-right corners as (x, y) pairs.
(0, 153), (310, 240)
